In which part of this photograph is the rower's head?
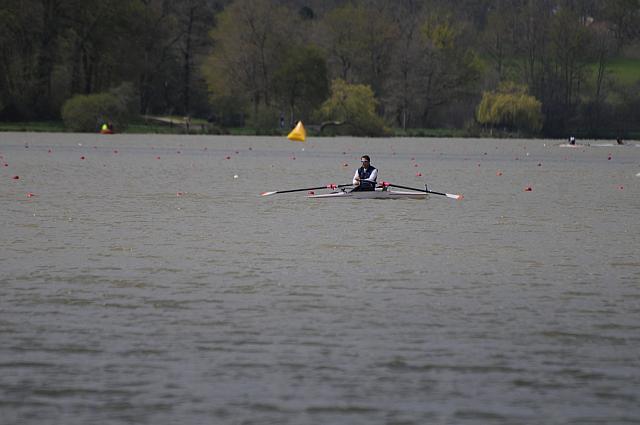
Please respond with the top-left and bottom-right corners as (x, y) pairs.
(361, 155), (371, 167)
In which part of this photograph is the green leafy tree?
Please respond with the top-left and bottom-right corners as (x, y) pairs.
(385, 1), (424, 130)
(317, 79), (388, 136)
(320, 1), (396, 96)
(598, 0), (640, 49)
(0, 0), (54, 119)
(476, 81), (543, 134)
(61, 82), (135, 132)
(126, 0), (181, 115)
(416, 10), (483, 126)
(479, 1), (521, 82)
(272, 45), (329, 125)
(320, 3), (367, 82)
(203, 0), (297, 122)
(548, 5), (592, 129)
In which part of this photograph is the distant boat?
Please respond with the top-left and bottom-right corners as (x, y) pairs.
(100, 124), (114, 134)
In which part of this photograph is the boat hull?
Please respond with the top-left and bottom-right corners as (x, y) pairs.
(308, 188), (427, 199)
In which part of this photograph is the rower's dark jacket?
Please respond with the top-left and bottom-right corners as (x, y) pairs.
(353, 165), (377, 191)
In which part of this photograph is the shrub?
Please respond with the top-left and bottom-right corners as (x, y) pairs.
(476, 82), (543, 135)
(317, 79), (389, 137)
(61, 83), (135, 132)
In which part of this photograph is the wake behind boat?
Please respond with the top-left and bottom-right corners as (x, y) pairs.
(308, 187), (427, 199)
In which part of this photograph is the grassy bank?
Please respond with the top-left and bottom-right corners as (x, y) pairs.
(0, 121), (66, 132)
(606, 58), (640, 85)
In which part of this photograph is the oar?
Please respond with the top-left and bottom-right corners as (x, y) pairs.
(261, 183), (352, 196)
(381, 182), (463, 200)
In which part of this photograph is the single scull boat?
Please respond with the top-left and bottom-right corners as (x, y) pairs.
(261, 182), (462, 200)
(308, 188), (427, 199)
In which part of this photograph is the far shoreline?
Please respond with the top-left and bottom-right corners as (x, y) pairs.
(0, 120), (637, 142)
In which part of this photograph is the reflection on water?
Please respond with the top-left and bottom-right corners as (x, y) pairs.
(1, 133), (639, 424)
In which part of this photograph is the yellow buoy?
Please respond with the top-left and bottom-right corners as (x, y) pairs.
(287, 121), (306, 142)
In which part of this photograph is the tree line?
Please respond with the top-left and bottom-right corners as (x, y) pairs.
(1, 0), (639, 137)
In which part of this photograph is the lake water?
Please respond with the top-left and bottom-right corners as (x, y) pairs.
(1, 132), (639, 424)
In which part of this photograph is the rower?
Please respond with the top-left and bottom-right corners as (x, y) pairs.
(352, 155), (377, 192)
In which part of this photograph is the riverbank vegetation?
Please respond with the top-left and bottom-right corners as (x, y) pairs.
(1, 0), (639, 138)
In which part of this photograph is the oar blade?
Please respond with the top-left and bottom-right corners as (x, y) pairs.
(384, 182), (462, 200)
(260, 191), (277, 196)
